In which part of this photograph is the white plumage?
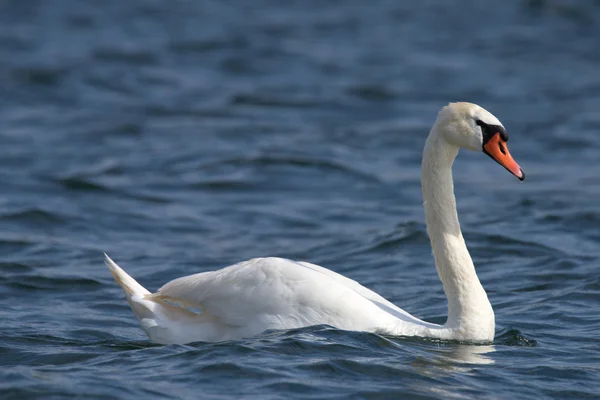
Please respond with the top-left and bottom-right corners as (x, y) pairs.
(105, 102), (524, 344)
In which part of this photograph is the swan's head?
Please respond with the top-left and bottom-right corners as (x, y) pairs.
(436, 102), (525, 181)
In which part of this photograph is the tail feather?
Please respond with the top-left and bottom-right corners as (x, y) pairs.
(104, 253), (208, 344)
(104, 253), (150, 297)
(105, 253), (159, 328)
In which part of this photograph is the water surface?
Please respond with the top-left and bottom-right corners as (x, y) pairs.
(1, 1), (600, 398)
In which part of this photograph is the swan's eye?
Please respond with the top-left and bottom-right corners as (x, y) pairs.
(476, 120), (485, 127)
(498, 141), (506, 155)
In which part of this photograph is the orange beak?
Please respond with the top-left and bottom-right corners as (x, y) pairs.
(483, 133), (525, 181)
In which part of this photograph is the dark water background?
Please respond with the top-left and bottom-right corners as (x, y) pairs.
(1, 0), (600, 398)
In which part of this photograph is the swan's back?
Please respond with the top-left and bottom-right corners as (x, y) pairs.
(155, 258), (395, 338)
(107, 255), (430, 343)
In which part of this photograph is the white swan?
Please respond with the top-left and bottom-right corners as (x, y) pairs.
(105, 102), (524, 345)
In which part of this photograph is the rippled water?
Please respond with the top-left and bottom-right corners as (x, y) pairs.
(1, 0), (600, 398)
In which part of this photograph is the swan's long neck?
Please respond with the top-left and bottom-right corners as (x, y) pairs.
(421, 126), (494, 337)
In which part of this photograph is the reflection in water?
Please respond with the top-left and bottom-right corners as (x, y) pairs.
(411, 344), (495, 374)
(440, 344), (496, 366)
(410, 345), (495, 397)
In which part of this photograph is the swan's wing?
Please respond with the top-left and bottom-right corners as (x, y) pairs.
(294, 261), (431, 325)
(152, 257), (403, 331)
(152, 257), (432, 332)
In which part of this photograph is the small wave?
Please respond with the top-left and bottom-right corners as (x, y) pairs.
(364, 222), (429, 253)
(229, 93), (320, 109)
(10, 66), (68, 87)
(196, 361), (282, 378)
(188, 179), (257, 191)
(306, 222), (428, 262)
(541, 210), (600, 229)
(0, 209), (66, 225)
(472, 231), (570, 258)
(249, 325), (534, 349)
(125, 191), (172, 204)
(57, 177), (109, 192)
(345, 83), (397, 102)
(0, 261), (33, 273)
(197, 155), (379, 183)
(54, 176), (171, 204)
(513, 283), (555, 293)
(238, 325), (383, 354)
(0, 236), (39, 254)
(6, 275), (103, 291)
(495, 328), (537, 347)
(92, 47), (158, 66)
(109, 122), (144, 136)
(168, 36), (249, 54)
(85, 75), (136, 96)
(142, 104), (237, 119)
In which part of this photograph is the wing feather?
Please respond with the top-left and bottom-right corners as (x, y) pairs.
(153, 257), (425, 331)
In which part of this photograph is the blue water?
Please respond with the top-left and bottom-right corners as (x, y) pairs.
(1, 0), (600, 398)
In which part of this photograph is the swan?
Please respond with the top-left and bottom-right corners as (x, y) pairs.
(104, 102), (525, 345)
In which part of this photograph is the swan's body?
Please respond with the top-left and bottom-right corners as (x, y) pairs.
(105, 102), (524, 345)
